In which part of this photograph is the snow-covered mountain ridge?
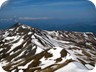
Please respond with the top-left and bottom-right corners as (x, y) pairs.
(0, 23), (96, 72)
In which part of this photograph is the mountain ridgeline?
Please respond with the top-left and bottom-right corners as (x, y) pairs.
(0, 23), (96, 72)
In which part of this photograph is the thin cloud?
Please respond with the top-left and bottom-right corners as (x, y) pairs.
(18, 17), (52, 20)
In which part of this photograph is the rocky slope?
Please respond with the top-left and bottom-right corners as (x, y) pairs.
(0, 23), (96, 72)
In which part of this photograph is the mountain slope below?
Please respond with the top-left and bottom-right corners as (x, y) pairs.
(0, 23), (96, 72)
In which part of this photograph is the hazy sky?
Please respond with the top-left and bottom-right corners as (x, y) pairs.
(0, 0), (96, 22)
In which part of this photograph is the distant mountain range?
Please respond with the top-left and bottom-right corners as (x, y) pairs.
(0, 23), (96, 72)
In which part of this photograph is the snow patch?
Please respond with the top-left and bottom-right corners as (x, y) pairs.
(7, 38), (24, 53)
(40, 57), (55, 69)
(28, 32), (32, 35)
(55, 62), (88, 72)
(85, 64), (94, 70)
(48, 47), (62, 59)
(18, 60), (33, 69)
(22, 26), (26, 29)
(0, 66), (6, 72)
(0, 60), (9, 67)
(10, 51), (14, 55)
(35, 47), (43, 54)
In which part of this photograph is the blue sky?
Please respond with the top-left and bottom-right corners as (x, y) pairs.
(0, 0), (96, 22)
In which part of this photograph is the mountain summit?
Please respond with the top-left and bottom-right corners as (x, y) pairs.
(0, 23), (96, 72)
